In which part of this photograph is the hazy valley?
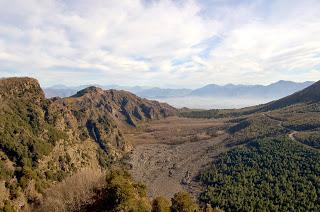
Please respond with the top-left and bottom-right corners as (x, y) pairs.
(44, 81), (314, 109)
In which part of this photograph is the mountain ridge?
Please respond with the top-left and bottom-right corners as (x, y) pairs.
(262, 80), (320, 110)
(190, 80), (314, 98)
(0, 77), (176, 210)
(44, 80), (315, 103)
(0, 77), (45, 102)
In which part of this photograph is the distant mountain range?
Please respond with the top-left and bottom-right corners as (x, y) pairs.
(44, 80), (314, 100)
(262, 80), (320, 111)
(189, 80), (314, 98)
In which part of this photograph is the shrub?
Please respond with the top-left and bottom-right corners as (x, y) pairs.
(102, 169), (151, 212)
(0, 161), (13, 181)
(170, 192), (198, 212)
(2, 201), (14, 212)
(79, 168), (151, 212)
(152, 196), (171, 212)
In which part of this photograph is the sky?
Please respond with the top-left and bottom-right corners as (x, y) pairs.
(0, 0), (320, 88)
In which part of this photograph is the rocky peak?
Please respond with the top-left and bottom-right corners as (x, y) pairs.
(0, 77), (44, 102)
(72, 86), (104, 97)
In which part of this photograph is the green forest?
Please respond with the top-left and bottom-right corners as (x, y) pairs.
(195, 102), (320, 211)
(200, 137), (320, 211)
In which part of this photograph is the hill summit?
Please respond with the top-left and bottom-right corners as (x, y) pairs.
(0, 77), (44, 102)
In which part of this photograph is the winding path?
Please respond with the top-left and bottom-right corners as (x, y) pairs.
(263, 113), (317, 150)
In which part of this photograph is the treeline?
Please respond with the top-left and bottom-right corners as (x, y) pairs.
(178, 105), (263, 119)
(179, 109), (228, 119)
(267, 103), (320, 148)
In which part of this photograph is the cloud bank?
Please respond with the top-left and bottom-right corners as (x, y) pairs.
(0, 0), (319, 87)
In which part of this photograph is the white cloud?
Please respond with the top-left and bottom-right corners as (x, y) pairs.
(198, 0), (320, 85)
(0, 0), (319, 87)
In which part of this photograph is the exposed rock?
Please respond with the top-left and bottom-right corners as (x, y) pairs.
(0, 77), (44, 104)
(0, 77), (177, 210)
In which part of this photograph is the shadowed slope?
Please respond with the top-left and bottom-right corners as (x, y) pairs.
(262, 80), (320, 110)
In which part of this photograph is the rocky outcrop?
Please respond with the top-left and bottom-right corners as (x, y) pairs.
(0, 77), (44, 104)
(0, 77), (177, 210)
(48, 86), (176, 156)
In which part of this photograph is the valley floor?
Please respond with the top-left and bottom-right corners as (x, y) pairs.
(124, 117), (230, 199)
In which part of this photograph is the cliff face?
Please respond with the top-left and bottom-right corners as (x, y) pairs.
(48, 85), (176, 154)
(70, 86), (176, 126)
(0, 77), (176, 210)
(0, 77), (44, 104)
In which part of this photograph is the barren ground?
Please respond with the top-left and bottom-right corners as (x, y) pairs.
(124, 117), (231, 199)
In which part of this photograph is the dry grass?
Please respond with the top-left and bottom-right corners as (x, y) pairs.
(0, 181), (10, 208)
(32, 168), (105, 212)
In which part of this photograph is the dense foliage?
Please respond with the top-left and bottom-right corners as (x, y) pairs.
(82, 169), (151, 211)
(0, 98), (68, 197)
(1, 100), (51, 167)
(152, 196), (171, 212)
(170, 192), (198, 212)
(200, 137), (320, 211)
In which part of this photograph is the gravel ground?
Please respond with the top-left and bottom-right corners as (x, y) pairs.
(126, 117), (229, 199)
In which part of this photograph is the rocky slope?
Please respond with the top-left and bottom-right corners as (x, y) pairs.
(0, 77), (176, 211)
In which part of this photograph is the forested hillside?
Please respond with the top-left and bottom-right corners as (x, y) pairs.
(195, 81), (320, 211)
(200, 137), (320, 211)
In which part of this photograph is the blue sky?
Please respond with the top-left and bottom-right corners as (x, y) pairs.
(0, 0), (319, 88)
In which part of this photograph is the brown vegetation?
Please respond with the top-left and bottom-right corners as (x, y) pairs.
(32, 168), (105, 212)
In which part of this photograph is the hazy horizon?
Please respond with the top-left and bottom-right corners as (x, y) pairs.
(42, 79), (314, 109)
(152, 96), (276, 109)
(41, 79), (315, 90)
